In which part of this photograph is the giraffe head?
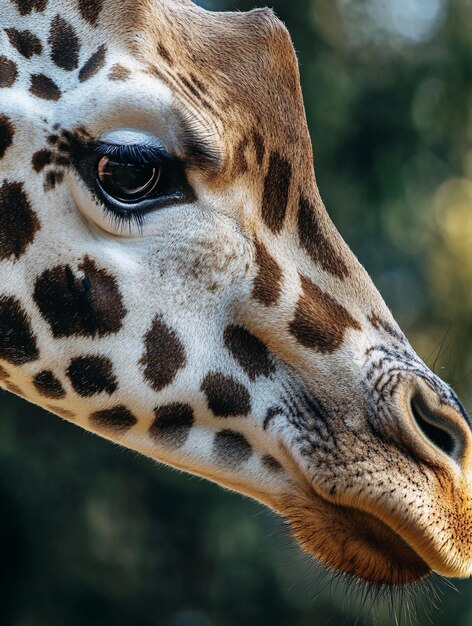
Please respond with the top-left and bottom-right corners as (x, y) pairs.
(1, 0), (472, 588)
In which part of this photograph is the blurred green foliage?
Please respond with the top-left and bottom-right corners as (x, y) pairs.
(2, 0), (472, 624)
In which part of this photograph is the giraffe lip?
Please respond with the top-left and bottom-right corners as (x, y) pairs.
(320, 501), (431, 584)
(280, 486), (431, 585)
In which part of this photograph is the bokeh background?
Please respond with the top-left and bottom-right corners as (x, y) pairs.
(2, 0), (472, 624)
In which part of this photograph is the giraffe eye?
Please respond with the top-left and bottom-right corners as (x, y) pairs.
(73, 130), (195, 234)
(97, 156), (161, 203)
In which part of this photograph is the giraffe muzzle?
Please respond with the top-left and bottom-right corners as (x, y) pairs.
(270, 363), (472, 585)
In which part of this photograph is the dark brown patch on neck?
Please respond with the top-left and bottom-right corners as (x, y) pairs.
(261, 152), (292, 234)
(11, 0), (47, 16)
(79, 45), (107, 82)
(224, 325), (275, 381)
(201, 372), (251, 418)
(33, 370), (66, 399)
(150, 403), (195, 448)
(213, 430), (252, 468)
(252, 240), (283, 307)
(29, 74), (62, 100)
(0, 296), (39, 365)
(67, 355), (118, 397)
(33, 257), (126, 338)
(78, 0), (104, 26)
(298, 195), (349, 279)
(289, 276), (361, 353)
(0, 115), (14, 160)
(140, 316), (187, 392)
(5, 29), (43, 59)
(48, 15), (80, 71)
(0, 181), (40, 261)
(0, 56), (18, 88)
(90, 405), (137, 434)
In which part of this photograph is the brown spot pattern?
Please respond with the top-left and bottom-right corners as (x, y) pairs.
(140, 316), (186, 392)
(30, 74), (62, 101)
(261, 152), (292, 233)
(33, 370), (66, 399)
(369, 313), (404, 343)
(298, 195), (349, 279)
(5, 28), (42, 59)
(0, 56), (18, 88)
(108, 64), (131, 81)
(224, 325), (275, 381)
(201, 373), (251, 417)
(0, 296), (39, 365)
(150, 403), (195, 448)
(67, 355), (118, 397)
(0, 181), (40, 261)
(11, 0), (47, 15)
(48, 15), (80, 71)
(213, 430), (252, 468)
(234, 136), (249, 173)
(289, 276), (361, 353)
(262, 455), (283, 472)
(44, 170), (64, 191)
(252, 130), (265, 165)
(33, 257), (126, 338)
(0, 365), (10, 380)
(252, 240), (282, 307)
(6, 382), (23, 396)
(79, 45), (107, 82)
(32, 149), (53, 172)
(90, 405), (137, 434)
(0, 114), (14, 160)
(78, 0), (104, 26)
(47, 406), (76, 420)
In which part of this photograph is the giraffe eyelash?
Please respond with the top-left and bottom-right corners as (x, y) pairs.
(91, 140), (180, 167)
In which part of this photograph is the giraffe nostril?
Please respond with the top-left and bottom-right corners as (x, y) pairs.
(410, 394), (459, 460)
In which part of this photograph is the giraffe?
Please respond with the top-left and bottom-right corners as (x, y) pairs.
(0, 0), (472, 590)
